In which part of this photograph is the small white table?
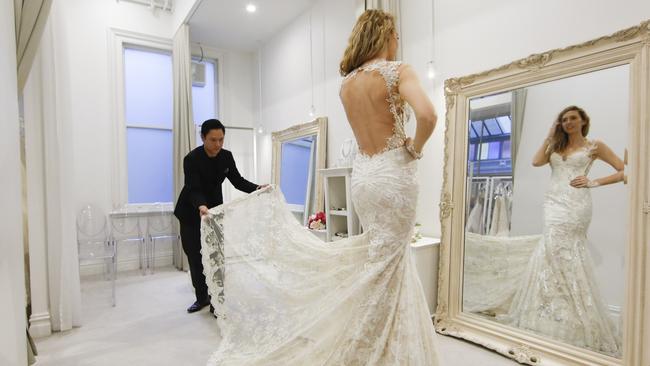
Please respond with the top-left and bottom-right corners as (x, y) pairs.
(410, 236), (441, 317)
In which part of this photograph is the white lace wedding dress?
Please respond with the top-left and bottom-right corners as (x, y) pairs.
(498, 141), (621, 356)
(200, 60), (440, 365)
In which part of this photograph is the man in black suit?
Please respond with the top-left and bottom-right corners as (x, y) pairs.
(174, 119), (262, 313)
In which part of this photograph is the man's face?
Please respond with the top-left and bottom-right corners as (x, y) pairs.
(202, 129), (225, 156)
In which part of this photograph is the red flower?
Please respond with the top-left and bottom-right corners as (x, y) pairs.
(308, 211), (326, 227)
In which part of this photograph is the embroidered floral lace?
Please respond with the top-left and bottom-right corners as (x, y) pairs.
(497, 140), (621, 357)
(199, 61), (439, 365)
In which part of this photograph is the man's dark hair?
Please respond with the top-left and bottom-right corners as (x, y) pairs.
(200, 119), (226, 137)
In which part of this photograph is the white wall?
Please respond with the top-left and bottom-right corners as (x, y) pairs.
(0, 0), (28, 364)
(172, 0), (200, 33)
(509, 66), (629, 308)
(255, 0), (362, 187)
(215, 49), (256, 128)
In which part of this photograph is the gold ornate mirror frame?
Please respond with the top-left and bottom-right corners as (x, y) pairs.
(436, 21), (650, 365)
(271, 117), (328, 217)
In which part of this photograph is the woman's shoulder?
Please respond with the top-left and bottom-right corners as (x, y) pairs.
(588, 138), (605, 149)
(586, 138), (607, 157)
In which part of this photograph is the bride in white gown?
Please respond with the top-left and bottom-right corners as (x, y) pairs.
(199, 10), (440, 366)
(498, 106), (625, 356)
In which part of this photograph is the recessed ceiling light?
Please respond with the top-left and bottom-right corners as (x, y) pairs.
(246, 4), (256, 13)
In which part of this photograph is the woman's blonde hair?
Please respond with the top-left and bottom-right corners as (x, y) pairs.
(339, 10), (396, 76)
(549, 105), (591, 153)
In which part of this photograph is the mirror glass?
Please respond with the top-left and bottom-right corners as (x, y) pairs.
(279, 135), (317, 225)
(462, 65), (629, 358)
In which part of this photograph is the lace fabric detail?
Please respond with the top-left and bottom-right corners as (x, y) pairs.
(342, 60), (412, 156)
(463, 232), (542, 314)
(200, 148), (440, 365)
(495, 139), (621, 357)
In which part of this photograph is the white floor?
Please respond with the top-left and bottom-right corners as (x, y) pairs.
(34, 268), (516, 366)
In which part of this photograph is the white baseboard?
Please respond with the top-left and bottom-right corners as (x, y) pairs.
(80, 252), (174, 277)
(29, 312), (52, 338)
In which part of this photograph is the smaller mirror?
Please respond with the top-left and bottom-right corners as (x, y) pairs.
(272, 117), (327, 225)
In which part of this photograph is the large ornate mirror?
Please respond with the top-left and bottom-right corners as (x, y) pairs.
(272, 117), (327, 225)
(437, 21), (650, 365)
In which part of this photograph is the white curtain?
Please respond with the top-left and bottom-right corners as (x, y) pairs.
(172, 24), (195, 271)
(37, 16), (83, 332)
(16, 0), (81, 339)
(14, 0), (53, 92)
(510, 89), (527, 172)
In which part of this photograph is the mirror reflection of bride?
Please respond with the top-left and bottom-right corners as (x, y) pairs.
(498, 105), (625, 356)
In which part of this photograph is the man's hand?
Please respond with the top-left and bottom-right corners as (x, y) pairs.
(257, 184), (270, 190)
(199, 205), (210, 217)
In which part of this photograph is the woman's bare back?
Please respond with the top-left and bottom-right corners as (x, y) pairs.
(340, 60), (408, 157)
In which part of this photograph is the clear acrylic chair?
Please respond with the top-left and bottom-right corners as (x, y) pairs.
(76, 205), (116, 306)
(147, 203), (179, 273)
(110, 206), (147, 276)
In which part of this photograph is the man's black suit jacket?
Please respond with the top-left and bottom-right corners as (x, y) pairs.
(174, 146), (258, 225)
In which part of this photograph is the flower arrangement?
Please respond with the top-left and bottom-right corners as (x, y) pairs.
(308, 211), (326, 230)
(411, 223), (423, 243)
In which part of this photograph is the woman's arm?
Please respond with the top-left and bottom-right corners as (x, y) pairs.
(398, 64), (437, 155)
(532, 122), (558, 167)
(570, 140), (624, 188)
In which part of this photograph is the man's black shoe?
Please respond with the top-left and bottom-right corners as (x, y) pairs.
(187, 300), (210, 313)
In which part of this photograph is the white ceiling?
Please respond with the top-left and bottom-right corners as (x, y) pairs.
(188, 0), (318, 52)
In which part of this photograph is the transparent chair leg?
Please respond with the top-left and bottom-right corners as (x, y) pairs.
(111, 248), (117, 307)
(151, 239), (156, 274)
(175, 235), (182, 270)
(104, 257), (110, 281)
(172, 237), (178, 268)
(143, 238), (148, 274)
(142, 238), (149, 275)
(139, 240), (143, 273)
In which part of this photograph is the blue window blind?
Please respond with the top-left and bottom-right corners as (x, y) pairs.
(124, 47), (173, 203)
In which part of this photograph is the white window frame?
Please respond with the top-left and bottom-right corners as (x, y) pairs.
(190, 44), (225, 145)
(108, 28), (173, 210)
(189, 44), (258, 183)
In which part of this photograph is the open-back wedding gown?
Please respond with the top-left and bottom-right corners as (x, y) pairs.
(498, 140), (621, 356)
(200, 60), (440, 365)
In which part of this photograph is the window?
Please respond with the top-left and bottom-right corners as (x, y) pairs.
(467, 110), (513, 176)
(190, 56), (254, 203)
(191, 58), (219, 144)
(124, 47), (173, 203)
(192, 59), (219, 146)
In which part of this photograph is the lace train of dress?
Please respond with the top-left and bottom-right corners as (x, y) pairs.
(200, 147), (439, 365)
(463, 232), (541, 314)
(497, 142), (621, 356)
